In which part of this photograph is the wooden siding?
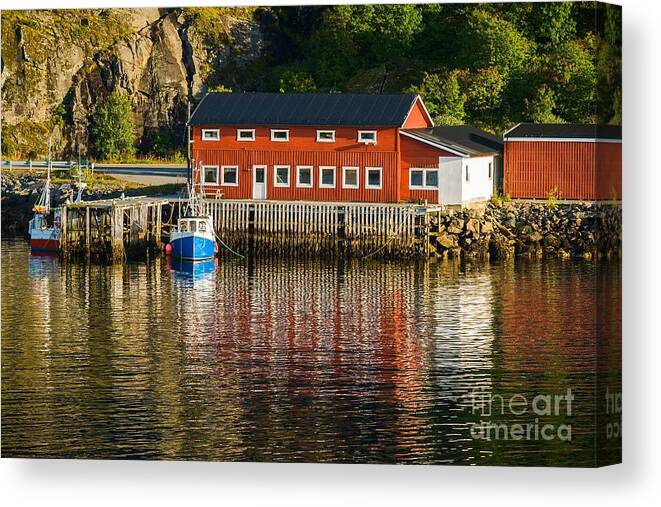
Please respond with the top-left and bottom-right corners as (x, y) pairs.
(193, 125), (397, 152)
(402, 98), (433, 128)
(194, 148), (399, 202)
(504, 141), (622, 200)
(595, 142), (622, 200)
(193, 125), (402, 203)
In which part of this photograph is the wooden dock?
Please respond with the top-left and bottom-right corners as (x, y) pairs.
(61, 197), (441, 261)
(60, 196), (180, 261)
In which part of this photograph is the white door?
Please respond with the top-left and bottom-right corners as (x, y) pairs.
(252, 165), (267, 200)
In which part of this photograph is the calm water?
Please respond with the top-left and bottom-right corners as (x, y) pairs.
(1, 240), (621, 466)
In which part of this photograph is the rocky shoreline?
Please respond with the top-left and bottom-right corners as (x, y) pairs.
(426, 200), (621, 261)
(2, 173), (621, 261)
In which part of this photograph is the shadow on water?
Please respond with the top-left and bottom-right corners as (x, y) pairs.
(1, 240), (621, 465)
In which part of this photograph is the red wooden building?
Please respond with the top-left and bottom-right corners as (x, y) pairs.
(189, 93), (499, 206)
(503, 123), (622, 200)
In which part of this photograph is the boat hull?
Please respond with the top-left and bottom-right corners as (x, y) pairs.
(29, 228), (60, 252)
(170, 233), (216, 261)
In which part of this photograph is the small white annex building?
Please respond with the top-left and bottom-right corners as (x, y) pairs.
(400, 126), (503, 208)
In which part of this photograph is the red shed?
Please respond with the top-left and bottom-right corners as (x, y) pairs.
(188, 92), (498, 206)
(503, 123), (622, 200)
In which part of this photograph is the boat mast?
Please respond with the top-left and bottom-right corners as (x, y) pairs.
(186, 101), (192, 185)
(44, 134), (52, 214)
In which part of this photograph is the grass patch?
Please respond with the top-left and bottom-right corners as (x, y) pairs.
(491, 192), (511, 205)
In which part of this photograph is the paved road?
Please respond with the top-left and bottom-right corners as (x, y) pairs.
(94, 164), (188, 185)
(2, 161), (188, 186)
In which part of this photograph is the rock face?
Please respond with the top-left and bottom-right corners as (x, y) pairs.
(1, 8), (266, 158)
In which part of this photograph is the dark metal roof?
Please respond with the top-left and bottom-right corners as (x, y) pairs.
(401, 126), (503, 156)
(504, 123), (622, 139)
(190, 92), (420, 127)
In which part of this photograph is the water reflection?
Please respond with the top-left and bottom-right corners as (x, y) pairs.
(2, 241), (621, 465)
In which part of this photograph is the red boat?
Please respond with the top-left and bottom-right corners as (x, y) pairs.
(28, 146), (61, 253)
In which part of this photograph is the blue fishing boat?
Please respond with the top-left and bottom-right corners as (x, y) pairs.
(168, 175), (217, 261)
(169, 216), (216, 260)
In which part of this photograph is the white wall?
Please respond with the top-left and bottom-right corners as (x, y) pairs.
(438, 157), (463, 205)
(438, 155), (494, 206)
(462, 155), (494, 204)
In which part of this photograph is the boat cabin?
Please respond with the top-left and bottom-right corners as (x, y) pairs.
(178, 217), (211, 233)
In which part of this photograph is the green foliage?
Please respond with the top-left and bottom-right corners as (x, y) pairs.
(51, 103), (68, 129)
(596, 4), (622, 124)
(184, 7), (250, 46)
(546, 186), (563, 207)
(279, 69), (316, 93)
(506, 2), (576, 45)
(460, 8), (532, 78)
(241, 3), (620, 130)
(462, 67), (505, 127)
(491, 192), (511, 205)
(207, 84), (233, 93)
(91, 93), (136, 161)
(524, 86), (563, 124)
(544, 39), (597, 122)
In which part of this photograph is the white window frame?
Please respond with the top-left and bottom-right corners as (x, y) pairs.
(221, 165), (239, 186)
(201, 129), (220, 141)
(274, 165), (290, 187)
(488, 161), (493, 180)
(409, 168), (439, 190)
(296, 166), (313, 188)
(237, 129), (255, 141)
(270, 129), (289, 142)
(319, 166), (336, 188)
(358, 130), (377, 144)
(201, 165), (219, 186)
(316, 130), (336, 143)
(365, 167), (382, 190)
(342, 166), (359, 189)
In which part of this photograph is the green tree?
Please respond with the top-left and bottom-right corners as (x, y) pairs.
(91, 93), (136, 160)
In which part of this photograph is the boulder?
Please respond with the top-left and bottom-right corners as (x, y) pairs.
(466, 218), (481, 235)
(437, 233), (458, 249)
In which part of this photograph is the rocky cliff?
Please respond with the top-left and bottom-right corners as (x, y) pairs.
(1, 7), (265, 159)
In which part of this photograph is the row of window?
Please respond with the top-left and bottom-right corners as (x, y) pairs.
(201, 128), (378, 145)
(201, 165), (492, 191)
(202, 165), (384, 190)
